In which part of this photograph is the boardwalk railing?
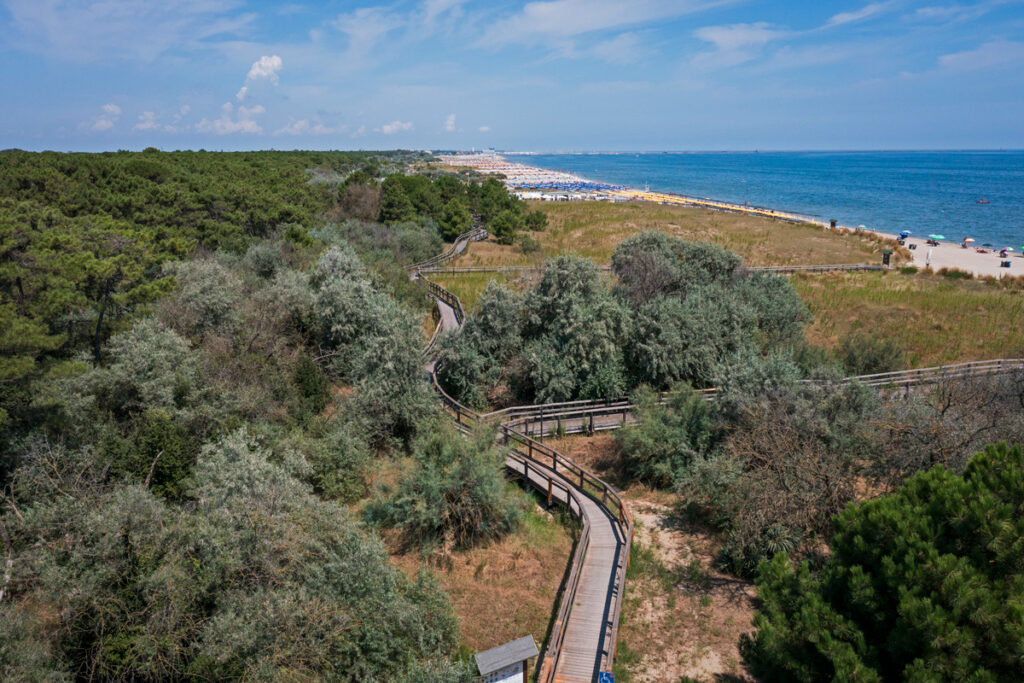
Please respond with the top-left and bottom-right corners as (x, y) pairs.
(430, 370), (634, 679)
(408, 226), (488, 273)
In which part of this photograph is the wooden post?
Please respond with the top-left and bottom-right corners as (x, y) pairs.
(547, 478), (553, 507)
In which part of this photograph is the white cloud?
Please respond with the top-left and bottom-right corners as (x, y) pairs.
(825, 2), (893, 28)
(333, 7), (404, 61)
(694, 22), (786, 50)
(179, 105), (191, 116)
(133, 111), (160, 131)
(692, 22), (788, 69)
(196, 102), (264, 134)
(236, 86), (248, 101)
(87, 102), (120, 131)
(376, 120), (413, 134)
(444, 113), (456, 132)
(478, 0), (728, 47)
(478, 126), (491, 132)
(938, 40), (1024, 72)
(246, 55), (283, 83)
(352, 124), (367, 138)
(4, 0), (254, 62)
(589, 32), (645, 64)
(274, 119), (341, 135)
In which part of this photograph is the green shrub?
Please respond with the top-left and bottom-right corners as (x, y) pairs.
(839, 332), (906, 375)
(742, 442), (1024, 682)
(366, 427), (523, 551)
(615, 384), (716, 487)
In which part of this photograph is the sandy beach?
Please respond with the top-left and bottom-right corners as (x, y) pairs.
(445, 152), (1021, 279)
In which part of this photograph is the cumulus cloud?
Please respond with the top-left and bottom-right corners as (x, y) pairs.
(236, 86), (248, 101)
(87, 102), (120, 131)
(133, 111), (159, 131)
(196, 102), (264, 134)
(246, 55), (283, 83)
(274, 119), (341, 135)
(376, 120), (413, 134)
(478, 126), (491, 132)
(352, 125), (367, 138)
(444, 113), (456, 132)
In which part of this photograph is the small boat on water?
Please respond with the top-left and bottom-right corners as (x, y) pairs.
(976, 198), (991, 204)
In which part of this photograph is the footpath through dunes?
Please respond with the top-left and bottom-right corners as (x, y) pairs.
(412, 227), (633, 681)
(410, 230), (1024, 681)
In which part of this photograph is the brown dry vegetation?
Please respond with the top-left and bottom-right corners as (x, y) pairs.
(390, 502), (575, 665)
(544, 434), (755, 682)
(459, 200), (894, 267)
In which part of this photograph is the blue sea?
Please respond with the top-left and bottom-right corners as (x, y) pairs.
(516, 151), (1024, 248)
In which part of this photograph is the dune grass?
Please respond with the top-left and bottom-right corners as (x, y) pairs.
(795, 270), (1024, 367)
(429, 271), (526, 311)
(459, 200), (898, 268)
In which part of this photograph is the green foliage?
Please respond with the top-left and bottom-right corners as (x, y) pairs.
(490, 208), (525, 245)
(616, 384), (716, 488)
(611, 230), (741, 304)
(379, 175), (418, 223)
(0, 430), (463, 681)
(516, 233), (541, 254)
(292, 353), (330, 420)
(440, 198), (472, 241)
(366, 426), (524, 552)
(840, 332), (906, 375)
(524, 209), (548, 231)
(742, 442), (1024, 682)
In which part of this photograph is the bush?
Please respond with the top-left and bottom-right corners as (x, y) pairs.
(742, 442), (1024, 682)
(516, 233), (541, 254)
(366, 427), (523, 552)
(165, 258), (243, 338)
(615, 384), (716, 488)
(490, 209), (525, 245)
(839, 333), (906, 375)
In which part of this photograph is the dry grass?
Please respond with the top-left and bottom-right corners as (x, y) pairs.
(460, 201), (894, 268)
(390, 500), (574, 663)
(795, 270), (1024, 367)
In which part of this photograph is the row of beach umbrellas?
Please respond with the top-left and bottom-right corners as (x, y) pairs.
(899, 230), (1020, 251)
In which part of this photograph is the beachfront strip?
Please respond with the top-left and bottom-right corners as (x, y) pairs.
(442, 152), (829, 228)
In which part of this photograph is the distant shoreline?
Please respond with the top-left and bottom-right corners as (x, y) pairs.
(444, 152), (1023, 278)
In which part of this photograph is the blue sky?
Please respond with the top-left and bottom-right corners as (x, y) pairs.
(2, 0), (1023, 151)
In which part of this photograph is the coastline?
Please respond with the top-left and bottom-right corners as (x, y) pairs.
(443, 152), (1022, 279)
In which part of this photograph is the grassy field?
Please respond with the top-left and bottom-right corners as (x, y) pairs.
(458, 200), (899, 268)
(795, 270), (1024, 366)
(430, 272), (516, 312)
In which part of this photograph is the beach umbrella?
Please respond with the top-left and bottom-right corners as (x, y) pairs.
(964, 238), (975, 243)
(899, 230), (912, 236)
(1004, 247), (1015, 252)
(983, 243), (994, 247)
(928, 234), (946, 240)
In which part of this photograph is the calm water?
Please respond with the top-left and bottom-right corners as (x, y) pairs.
(518, 151), (1024, 247)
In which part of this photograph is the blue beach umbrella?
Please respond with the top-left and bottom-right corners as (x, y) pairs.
(899, 230), (911, 237)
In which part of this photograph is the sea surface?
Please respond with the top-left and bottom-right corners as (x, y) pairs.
(516, 151), (1024, 248)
